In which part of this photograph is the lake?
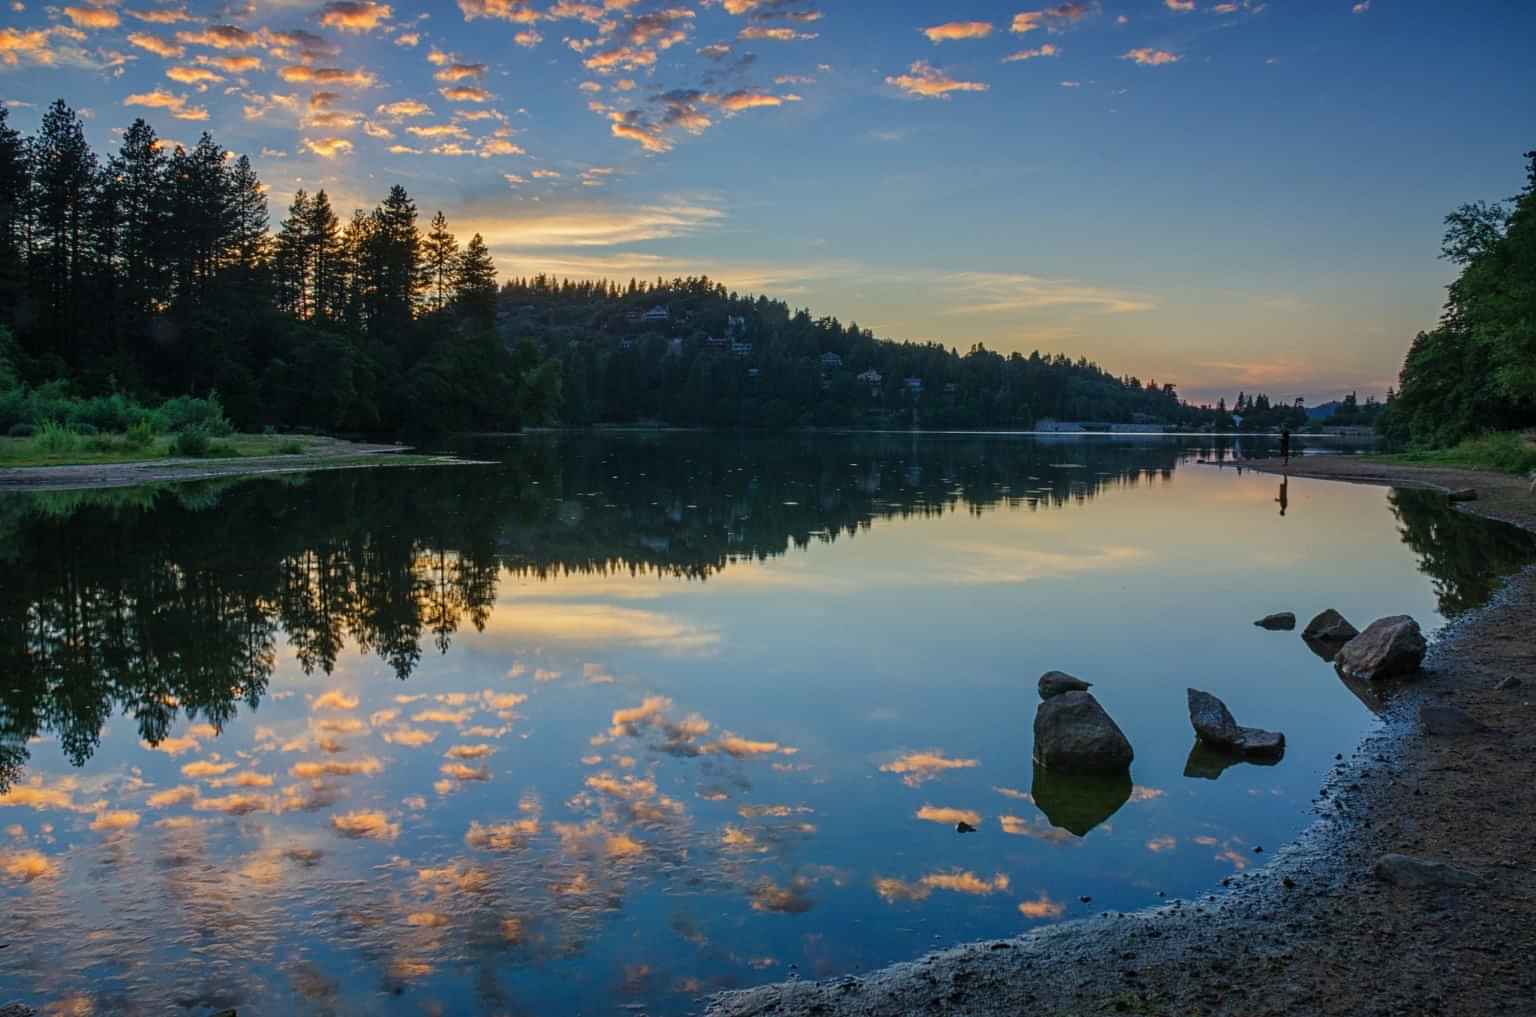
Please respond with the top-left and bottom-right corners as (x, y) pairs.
(2, 432), (1532, 1016)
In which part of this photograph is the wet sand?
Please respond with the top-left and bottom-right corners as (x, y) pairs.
(707, 459), (1536, 1017)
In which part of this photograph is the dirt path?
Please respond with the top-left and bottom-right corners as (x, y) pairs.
(707, 460), (1536, 1017)
(0, 439), (477, 492)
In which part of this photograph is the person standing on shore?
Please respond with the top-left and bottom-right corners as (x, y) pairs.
(1280, 425), (1292, 467)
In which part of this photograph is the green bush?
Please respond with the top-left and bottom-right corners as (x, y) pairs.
(7, 422), (35, 438)
(156, 393), (232, 436)
(278, 438), (306, 455)
(31, 420), (81, 456)
(124, 419), (157, 449)
(171, 426), (212, 457)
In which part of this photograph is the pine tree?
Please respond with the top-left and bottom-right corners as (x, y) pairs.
(0, 106), (27, 321)
(305, 190), (342, 323)
(29, 100), (98, 359)
(273, 190), (312, 317)
(453, 232), (497, 326)
(422, 210), (457, 313)
(227, 154), (269, 280)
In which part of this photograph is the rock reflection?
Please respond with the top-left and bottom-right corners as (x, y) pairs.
(1183, 741), (1283, 781)
(1029, 763), (1132, 836)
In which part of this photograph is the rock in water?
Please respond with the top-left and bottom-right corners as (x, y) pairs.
(1032, 691), (1133, 773)
(1495, 676), (1523, 691)
(1447, 488), (1478, 502)
(1038, 670), (1093, 700)
(1420, 703), (1488, 736)
(1302, 608), (1359, 644)
(0, 1005), (39, 1017)
(1334, 615), (1426, 681)
(1254, 612), (1296, 630)
(1186, 689), (1285, 757)
(1373, 853), (1480, 888)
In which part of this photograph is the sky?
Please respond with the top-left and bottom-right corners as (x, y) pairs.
(1, 0), (1533, 405)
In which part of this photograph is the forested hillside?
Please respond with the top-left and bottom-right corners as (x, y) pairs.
(1380, 150), (1536, 446)
(0, 99), (1309, 436)
(497, 275), (1293, 431)
(0, 101), (556, 434)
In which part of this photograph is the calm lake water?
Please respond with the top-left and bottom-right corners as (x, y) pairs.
(2, 433), (1533, 1015)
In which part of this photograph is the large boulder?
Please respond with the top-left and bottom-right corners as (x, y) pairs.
(1186, 689), (1285, 758)
(1254, 612), (1296, 630)
(1302, 608), (1359, 644)
(1030, 763), (1131, 836)
(1335, 615), (1426, 681)
(1032, 691), (1133, 774)
(1038, 670), (1093, 700)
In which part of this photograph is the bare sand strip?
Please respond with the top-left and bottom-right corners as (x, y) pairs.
(0, 439), (480, 492)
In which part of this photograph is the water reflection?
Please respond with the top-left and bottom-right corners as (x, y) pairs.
(1030, 765), (1133, 836)
(1, 433), (1533, 1015)
(1388, 488), (1536, 617)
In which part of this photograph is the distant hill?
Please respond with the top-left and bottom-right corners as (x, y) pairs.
(1307, 401), (1343, 421)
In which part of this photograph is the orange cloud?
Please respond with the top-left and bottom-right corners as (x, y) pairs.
(146, 785), (198, 808)
(1004, 43), (1058, 61)
(434, 62), (486, 81)
(331, 810), (399, 840)
(279, 65), (378, 88)
(176, 25), (261, 50)
(377, 98), (432, 117)
(89, 810), (141, 833)
(304, 136), (354, 158)
(63, 5), (120, 29)
(0, 849), (59, 882)
(738, 26), (816, 41)
(312, 690), (359, 711)
(584, 46), (656, 73)
(915, 805), (981, 826)
(128, 7), (194, 24)
(922, 21), (992, 42)
(440, 85), (492, 102)
(1011, 3), (1094, 33)
(458, 0), (542, 23)
(879, 750), (979, 786)
(166, 65), (222, 86)
(1018, 893), (1066, 918)
(465, 818), (539, 850)
(406, 124), (469, 139)
(1122, 47), (1180, 65)
(127, 31), (183, 58)
(1165, 0), (1195, 9)
(885, 60), (989, 99)
(319, 1), (393, 33)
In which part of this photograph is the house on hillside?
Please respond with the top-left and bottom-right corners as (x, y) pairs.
(857, 368), (882, 386)
(730, 340), (753, 357)
(903, 377), (923, 394)
(641, 305), (670, 322)
(820, 352), (844, 370)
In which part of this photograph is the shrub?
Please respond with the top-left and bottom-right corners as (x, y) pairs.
(171, 426), (211, 457)
(124, 419), (157, 450)
(31, 420), (81, 456)
(157, 393), (232, 436)
(279, 438), (305, 455)
(73, 422), (98, 436)
(7, 422), (35, 438)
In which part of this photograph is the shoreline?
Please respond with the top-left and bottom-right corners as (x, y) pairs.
(0, 439), (482, 492)
(706, 459), (1536, 1017)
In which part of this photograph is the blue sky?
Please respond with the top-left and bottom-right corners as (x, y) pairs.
(2, 0), (1533, 403)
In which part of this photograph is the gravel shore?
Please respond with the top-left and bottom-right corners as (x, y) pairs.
(707, 458), (1536, 1017)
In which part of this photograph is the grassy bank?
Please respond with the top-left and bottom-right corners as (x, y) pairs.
(1370, 431), (1536, 475)
(0, 426), (317, 468)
